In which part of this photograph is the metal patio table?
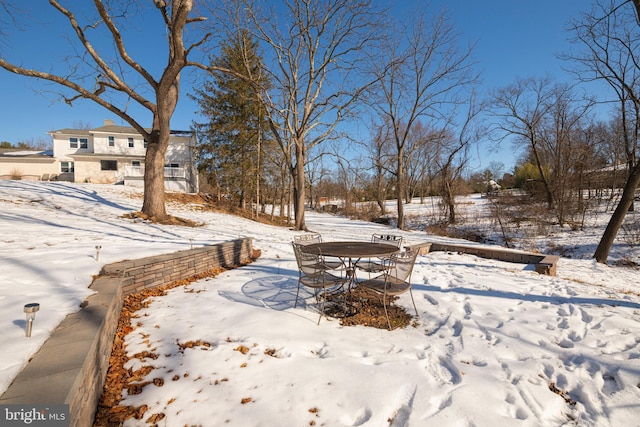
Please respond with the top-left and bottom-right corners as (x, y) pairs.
(299, 241), (400, 317)
(301, 241), (400, 283)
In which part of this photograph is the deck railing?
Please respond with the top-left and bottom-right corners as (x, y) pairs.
(123, 165), (186, 179)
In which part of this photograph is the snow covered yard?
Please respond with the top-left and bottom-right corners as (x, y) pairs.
(1, 181), (639, 426)
(111, 249), (640, 426)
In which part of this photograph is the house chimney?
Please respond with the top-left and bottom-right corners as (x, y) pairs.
(104, 119), (115, 126)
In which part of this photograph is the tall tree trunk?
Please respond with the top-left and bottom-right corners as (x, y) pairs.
(293, 142), (307, 230)
(396, 153), (405, 230)
(255, 126), (261, 218)
(142, 100), (176, 220)
(142, 131), (168, 220)
(142, 84), (175, 221)
(375, 165), (387, 215)
(594, 164), (640, 263)
(140, 1), (187, 221)
(279, 165), (286, 220)
(530, 136), (555, 209)
(445, 177), (456, 224)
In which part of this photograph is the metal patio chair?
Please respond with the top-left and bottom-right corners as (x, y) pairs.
(356, 234), (403, 276)
(293, 233), (345, 271)
(358, 249), (419, 330)
(292, 242), (349, 324)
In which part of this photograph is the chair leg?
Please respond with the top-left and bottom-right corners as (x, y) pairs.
(342, 290), (348, 317)
(318, 287), (327, 325)
(294, 278), (301, 308)
(409, 288), (418, 317)
(383, 292), (392, 331)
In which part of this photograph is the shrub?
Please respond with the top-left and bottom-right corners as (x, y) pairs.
(621, 214), (640, 247)
(9, 168), (23, 180)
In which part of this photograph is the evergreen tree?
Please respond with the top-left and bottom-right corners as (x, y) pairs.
(192, 30), (271, 209)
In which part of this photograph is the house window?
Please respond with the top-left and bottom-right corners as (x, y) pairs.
(132, 160), (141, 167)
(69, 138), (88, 149)
(108, 136), (115, 147)
(143, 139), (147, 148)
(128, 137), (134, 148)
(100, 160), (118, 171)
(60, 162), (74, 173)
(165, 163), (180, 168)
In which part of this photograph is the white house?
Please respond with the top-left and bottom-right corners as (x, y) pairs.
(0, 119), (199, 193)
(0, 149), (56, 180)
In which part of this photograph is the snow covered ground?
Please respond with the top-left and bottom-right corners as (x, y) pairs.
(1, 181), (639, 426)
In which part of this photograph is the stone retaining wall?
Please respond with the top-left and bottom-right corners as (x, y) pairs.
(0, 238), (253, 427)
(102, 239), (254, 296)
(408, 241), (558, 276)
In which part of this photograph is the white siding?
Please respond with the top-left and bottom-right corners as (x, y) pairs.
(92, 132), (147, 156)
(0, 158), (57, 178)
(51, 133), (93, 159)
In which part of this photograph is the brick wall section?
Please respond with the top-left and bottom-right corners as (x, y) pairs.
(101, 239), (253, 295)
(0, 238), (253, 427)
(408, 241), (558, 276)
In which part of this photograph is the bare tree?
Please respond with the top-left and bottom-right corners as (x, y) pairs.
(487, 161), (505, 183)
(305, 153), (323, 211)
(541, 84), (595, 225)
(0, 1), (232, 221)
(492, 76), (596, 225)
(365, 120), (394, 215)
(225, 0), (381, 230)
(0, 1), (16, 38)
(491, 76), (556, 209)
(404, 120), (440, 203)
(568, 0), (640, 263)
(367, 8), (476, 229)
(305, 147), (337, 212)
(334, 153), (366, 213)
(434, 93), (482, 224)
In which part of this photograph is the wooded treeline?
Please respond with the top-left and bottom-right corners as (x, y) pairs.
(191, 0), (640, 263)
(1, 0), (640, 263)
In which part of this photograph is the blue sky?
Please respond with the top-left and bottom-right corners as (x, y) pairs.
(0, 1), (605, 172)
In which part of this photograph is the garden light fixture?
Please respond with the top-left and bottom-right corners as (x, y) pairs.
(23, 303), (40, 337)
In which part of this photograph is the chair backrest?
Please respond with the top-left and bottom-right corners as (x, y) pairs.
(372, 234), (403, 248)
(387, 250), (418, 282)
(294, 233), (322, 245)
(292, 242), (322, 276)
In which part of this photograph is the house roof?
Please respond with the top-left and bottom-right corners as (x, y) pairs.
(90, 124), (142, 134)
(0, 149), (55, 163)
(49, 124), (192, 138)
(48, 128), (92, 136)
(0, 149), (53, 158)
(92, 125), (192, 136)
